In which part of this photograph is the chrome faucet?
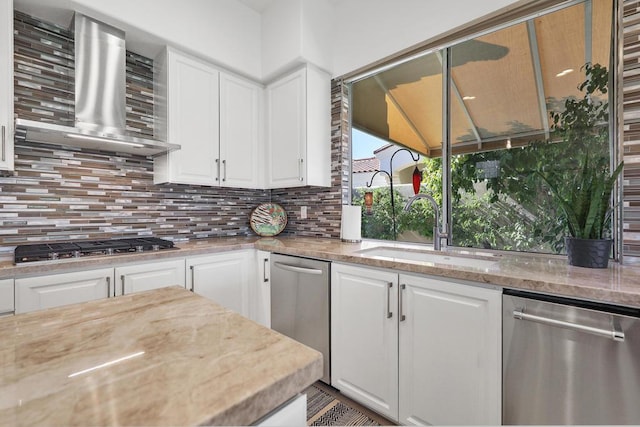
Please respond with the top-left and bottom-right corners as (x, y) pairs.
(404, 193), (449, 251)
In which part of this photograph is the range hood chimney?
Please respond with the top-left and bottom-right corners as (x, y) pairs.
(15, 13), (179, 156)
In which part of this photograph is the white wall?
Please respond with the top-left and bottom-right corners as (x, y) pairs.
(261, 0), (333, 81)
(14, 0), (264, 80)
(331, 0), (523, 78)
(14, 0), (527, 81)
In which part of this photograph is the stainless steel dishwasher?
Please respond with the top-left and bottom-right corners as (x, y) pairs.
(503, 289), (640, 425)
(270, 254), (330, 384)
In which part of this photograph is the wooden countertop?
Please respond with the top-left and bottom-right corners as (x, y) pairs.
(2, 236), (640, 307)
(0, 286), (323, 426)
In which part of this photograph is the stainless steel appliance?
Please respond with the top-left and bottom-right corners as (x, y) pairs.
(14, 237), (176, 263)
(503, 290), (640, 425)
(270, 254), (330, 383)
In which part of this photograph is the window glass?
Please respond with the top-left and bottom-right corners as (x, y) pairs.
(350, 0), (615, 254)
(449, 0), (613, 253)
(351, 50), (443, 243)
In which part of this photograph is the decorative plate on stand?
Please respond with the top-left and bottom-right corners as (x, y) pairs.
(250, 203), (288, 237)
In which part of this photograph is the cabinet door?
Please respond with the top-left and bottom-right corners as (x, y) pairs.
(115, 259), (185, 296)
(331, 263), (399, 421)
(0, 0), (14, 171)
(398, 274), (501, 426)
(187, 251), (252, 317)
(252, 250), (271, 327)
(154, 48), (220, 185)
(220, 73), (263, 189)
(15, 269), (113, 314)
(266, 68), (305, 187)
(0, 278), (14, 315)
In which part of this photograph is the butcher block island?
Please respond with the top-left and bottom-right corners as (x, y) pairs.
(0, 286), (322, 426)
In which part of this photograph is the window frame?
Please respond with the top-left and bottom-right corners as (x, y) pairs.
(345, 0), (622, 260)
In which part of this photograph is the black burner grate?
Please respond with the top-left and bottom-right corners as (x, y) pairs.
(14, 237), (176, 263)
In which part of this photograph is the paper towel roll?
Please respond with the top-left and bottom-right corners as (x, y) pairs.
(341, 205), (362, 242)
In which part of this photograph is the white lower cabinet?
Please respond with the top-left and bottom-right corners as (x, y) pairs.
(331, 263), (399, 420)
(15, 268), (113, 314)
(253, 250), (271, 327)
(398, 274), (502, 425)
(186, 250), (253, 317)
(115, 259), (185, 296)
(331, 263), (502, 425)
(254, 393), (306, 426)
(0, 278), (14, 315)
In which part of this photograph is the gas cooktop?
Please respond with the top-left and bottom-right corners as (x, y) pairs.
(14, 237), (176, 264)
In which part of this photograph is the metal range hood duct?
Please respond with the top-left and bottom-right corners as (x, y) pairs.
(15, 13), (179, 156)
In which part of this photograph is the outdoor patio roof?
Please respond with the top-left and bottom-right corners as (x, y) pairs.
(351, 0), (612, 157)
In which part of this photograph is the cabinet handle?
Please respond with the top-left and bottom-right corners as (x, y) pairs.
(386, 282), (393, 319)
(1, 125), (5, 162)
(222, 159), (227, 182)
(106, 276), (111, 298)
(399, 284), (406, 321)
(121, 275), (125, 295)
(263, 258), (269, 283)
(190, 265), (195, 292)
(298, 158), (304, 182)
(215, 159), (220, 182)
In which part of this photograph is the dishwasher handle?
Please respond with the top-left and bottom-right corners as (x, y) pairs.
(513, 308), (625, 342)
(273, 262), (323, 275)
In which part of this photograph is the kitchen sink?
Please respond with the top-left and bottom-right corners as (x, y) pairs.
(355, 246), (498, 269)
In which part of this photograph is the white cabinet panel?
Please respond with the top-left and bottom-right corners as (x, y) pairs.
(267, 68), (305, 187)
(187, 250), (253, 317)
(398, 274), (501, 426)
(115, 259), (185, 296)
(0, 0), (14, 171)
(154, 47), (220, 186)
(0, 278), (14, 315)
(255, 393), (306, 426)
(331, 263), (399, 420)
(330, 263), (501, 425)
(266, 65), (330, 188)
(15, 269), (113, 314)
(220, 73), (263, 188)
(253, 250), (271, 327)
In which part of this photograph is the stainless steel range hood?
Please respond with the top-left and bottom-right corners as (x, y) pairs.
(15, 13), (179, 156)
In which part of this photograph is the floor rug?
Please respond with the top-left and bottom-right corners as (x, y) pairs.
(305, 383), (382, 426)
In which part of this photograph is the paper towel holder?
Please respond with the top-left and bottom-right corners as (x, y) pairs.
(340, 205), (362, 243)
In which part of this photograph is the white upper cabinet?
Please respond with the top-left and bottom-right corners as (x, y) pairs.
(0, 0), (14, 171)
(154, 47), (221, 186)
(266, 65), (331, 188)
(154, 47), (265, 189)
(219, 73), (263, 188)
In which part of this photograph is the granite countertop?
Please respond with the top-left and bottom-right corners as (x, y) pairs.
(254, 237), (640, 308)
(0, 286), (323, 426)
(2, 236), (640, 307)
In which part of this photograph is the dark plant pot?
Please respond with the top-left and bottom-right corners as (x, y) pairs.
(565, 237), (612, 268)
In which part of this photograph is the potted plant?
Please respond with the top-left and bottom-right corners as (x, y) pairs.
(539, 63), (623, 268)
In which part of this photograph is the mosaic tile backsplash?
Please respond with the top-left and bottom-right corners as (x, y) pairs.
(623, 0), (640, 259)
(0, 11), (347, 254)
(0, 79), (346, 250)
